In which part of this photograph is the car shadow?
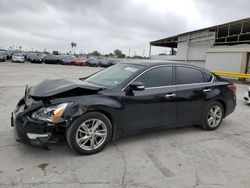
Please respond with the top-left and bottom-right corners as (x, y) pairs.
(16, 125), (205, 157)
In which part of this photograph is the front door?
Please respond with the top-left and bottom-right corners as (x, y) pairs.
(120, 66), (177, 131)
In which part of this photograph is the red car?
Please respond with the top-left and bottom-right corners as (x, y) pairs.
(72, 58), (87, 66)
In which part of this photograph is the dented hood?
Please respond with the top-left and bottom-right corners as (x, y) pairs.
(29, 78), (103, 97)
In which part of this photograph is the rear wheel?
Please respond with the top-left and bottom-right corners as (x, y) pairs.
(201, 101), (224, 130)
(66, 112), (112, 155)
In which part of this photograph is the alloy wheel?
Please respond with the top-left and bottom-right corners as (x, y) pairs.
(207, 105), (223, 128)
(75, 119), (107, 151)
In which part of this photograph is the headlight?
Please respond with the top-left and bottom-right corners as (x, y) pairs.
(32, 103), (70, 123)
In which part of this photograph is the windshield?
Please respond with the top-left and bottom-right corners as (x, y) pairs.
(85, 63), (143, 87)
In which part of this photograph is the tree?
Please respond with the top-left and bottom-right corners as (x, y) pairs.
(114, 49), (125, 58)
(88, 50), (101, 56)
(108, 53), (114, 57)
(170, 48), (177, 55)
(70, 42), (77, 54)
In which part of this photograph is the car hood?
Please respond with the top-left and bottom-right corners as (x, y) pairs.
(29, 78), (104, 98)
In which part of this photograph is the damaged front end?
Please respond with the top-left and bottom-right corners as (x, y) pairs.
(11, 86), (70, 149)
(11, 80), (103, 149)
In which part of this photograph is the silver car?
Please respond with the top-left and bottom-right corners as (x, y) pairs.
(12, 53), (25, 63)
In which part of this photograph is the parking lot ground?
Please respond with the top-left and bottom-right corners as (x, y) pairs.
(0, 61), (250, 188)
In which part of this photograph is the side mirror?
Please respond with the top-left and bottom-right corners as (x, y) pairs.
(129, 82), (145, 91)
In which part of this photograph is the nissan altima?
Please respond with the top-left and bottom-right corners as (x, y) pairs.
(11, 62), (236, 155)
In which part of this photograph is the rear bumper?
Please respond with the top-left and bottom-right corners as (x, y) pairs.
(44, 60), (58, 64)
(12, 60), (24, 63)
(224, 94), (236, 117)
(30, 60), (42, 63)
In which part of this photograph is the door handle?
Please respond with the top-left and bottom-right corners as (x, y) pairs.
(203, 88), (211, 92)
(165, 93), (176, 98)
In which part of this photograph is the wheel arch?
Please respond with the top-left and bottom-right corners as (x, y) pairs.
(82, 109), (116, 140)
(214, 99), (226, 117)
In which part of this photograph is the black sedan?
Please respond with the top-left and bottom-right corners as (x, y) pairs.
(43, 54), (59, 64)
(0, 53), (6, 62)
(59, 55), (76, 65)
(29, 54), (43, 64)
(11, 62), (236, 155)
(97, 59), (115, 67)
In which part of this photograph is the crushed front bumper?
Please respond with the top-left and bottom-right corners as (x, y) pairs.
(11, 97), (51, 148)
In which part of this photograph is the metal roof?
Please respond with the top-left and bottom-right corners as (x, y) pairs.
(150, 17), (250, 48)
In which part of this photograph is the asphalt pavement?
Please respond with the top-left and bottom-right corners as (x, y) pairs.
(0, 61), (250, 188)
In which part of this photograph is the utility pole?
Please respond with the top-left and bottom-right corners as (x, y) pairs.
(149, 44), (151, 59)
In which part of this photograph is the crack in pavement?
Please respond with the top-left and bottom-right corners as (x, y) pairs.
(193, 168), (201, 187)
(114, 144), (127, 188)
(191, 167), (224, 188)
(0, 181), (114, 186)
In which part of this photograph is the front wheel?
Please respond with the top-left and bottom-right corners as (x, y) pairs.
(66, 112), (112, 155)
(200, 101), (224, 130)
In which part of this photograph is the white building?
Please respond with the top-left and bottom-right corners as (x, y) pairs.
(149, 18), (250, 75)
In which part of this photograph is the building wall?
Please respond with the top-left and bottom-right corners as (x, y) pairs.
(206, 52), (242, 72)
(177, 30), (215, 62)
(151, 30), (215, 68)
(205, 45), (250, 73)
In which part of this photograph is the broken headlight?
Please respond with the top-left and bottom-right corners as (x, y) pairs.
(32, 103), (70, 123)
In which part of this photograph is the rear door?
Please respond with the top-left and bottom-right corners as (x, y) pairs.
(175, 66), (213, 124)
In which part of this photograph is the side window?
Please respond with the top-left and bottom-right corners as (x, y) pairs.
(203, 72), (213, 82)
(176, 67), (204, 84)
(135, 66), (173, 88)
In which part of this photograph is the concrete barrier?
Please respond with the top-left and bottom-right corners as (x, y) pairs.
(213, 71), (250, 79)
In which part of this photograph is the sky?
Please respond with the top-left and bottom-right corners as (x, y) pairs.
(0, 0), (249, 56)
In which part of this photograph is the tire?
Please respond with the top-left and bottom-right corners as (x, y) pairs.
(66, 112), (112, 155)
(200, 101), (224, 130)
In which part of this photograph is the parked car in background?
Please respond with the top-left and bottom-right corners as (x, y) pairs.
(86, 57), (99, 67)
(72, 57), (87, 66)
(21, 52), (29, 60)
(0, 52), (6, 62)
(59, 55), (76, 65)
(29, 54), (43, 64)
(244, 86), (250, 104)
(1, 51), (11, 59)
(43, 54), (59, 64)
(12, 53), (25, 63)
(12, 62), (236, 155)
(98, 59), (115, 67)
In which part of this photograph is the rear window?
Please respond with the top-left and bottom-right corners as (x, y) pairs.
(176, 67), (204, 84)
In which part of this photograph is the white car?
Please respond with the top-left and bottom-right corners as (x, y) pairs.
(244, 86), (250, 104)
(12, 53), (25, 63)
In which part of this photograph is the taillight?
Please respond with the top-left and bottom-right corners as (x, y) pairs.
(228, 84), (236, 95)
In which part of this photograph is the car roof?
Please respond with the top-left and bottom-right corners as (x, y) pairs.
(121, 60), (196, 67)
(119, 60), (213, 74)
